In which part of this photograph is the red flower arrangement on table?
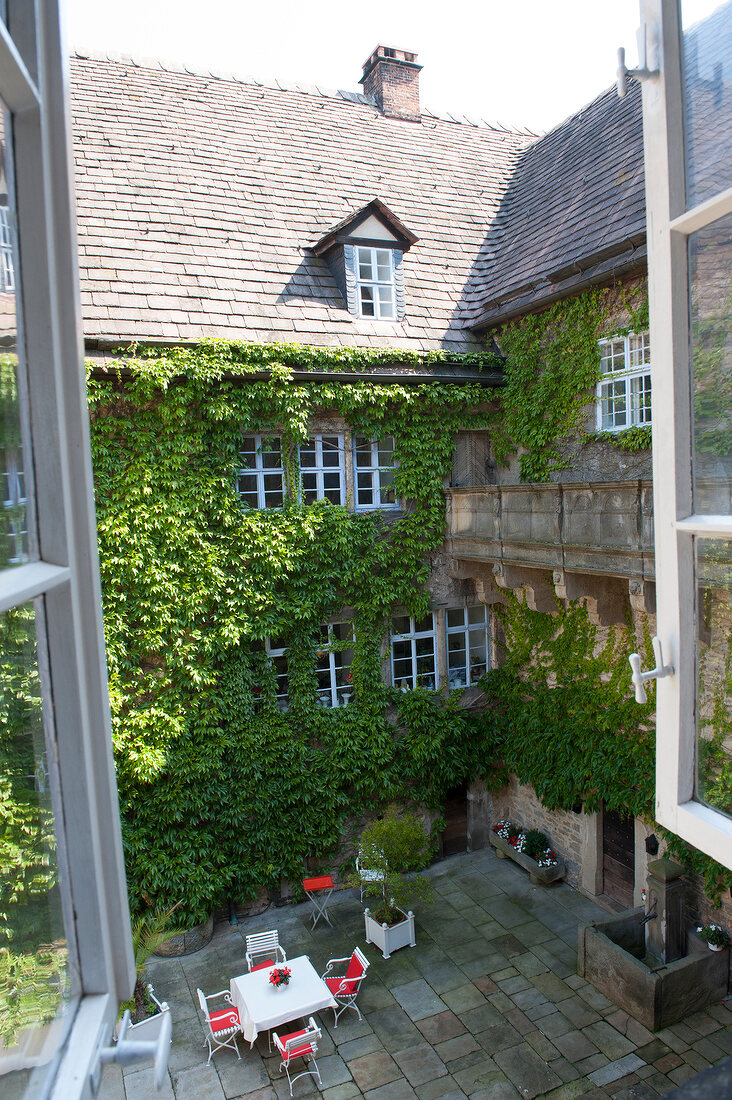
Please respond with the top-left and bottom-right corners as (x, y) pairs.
(269, 966), (292, 988)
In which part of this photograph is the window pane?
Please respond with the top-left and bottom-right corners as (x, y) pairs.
(393, 639), (411, 661)
(630, 374), (652, 425)
(447, 636), (466, 661)
(629, 333), (650, 369)
(468, 606), (485, 626)
(415, 637), (434, 658)
(321, 437), (340, 466)
(392, 615), (410, 635)
(238, 437), (257, 467)
(682, 2), (732, 208)
(300, 444), (316, 468)
(360, 287), (375, 316)
(261, 442), (281, 469)
(695, 538), (732, 819)
(689, 212), (732, 515)
(599, 338), (626, 374)
(0, 114), (28, 570)
(354, 438), (372, 466)
(377, 437), (395, 464)
(447, 608), (465, 629)
(414, 614), (433, 634)
(0, 603), (72, 1085)
(358, 249), (373, 280)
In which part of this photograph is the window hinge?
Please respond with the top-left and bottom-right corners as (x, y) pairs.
(90, 1009), (172, 1094)
(629, 636), (674, 704)
(617, 24), (659, 98)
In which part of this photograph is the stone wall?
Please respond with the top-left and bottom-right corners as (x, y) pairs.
(485, 776), (585, 888)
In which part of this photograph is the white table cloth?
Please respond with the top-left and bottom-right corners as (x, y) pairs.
(229, 954), (336, 1045)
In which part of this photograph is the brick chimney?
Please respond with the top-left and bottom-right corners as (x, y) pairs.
(360, 46), (422, 122)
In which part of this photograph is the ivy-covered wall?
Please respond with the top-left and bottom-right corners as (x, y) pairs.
(85, 311), (730, 927)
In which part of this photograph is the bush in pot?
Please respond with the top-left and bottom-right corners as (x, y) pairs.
(356, 806), (433, 927)
(121, 903), (184, 1023)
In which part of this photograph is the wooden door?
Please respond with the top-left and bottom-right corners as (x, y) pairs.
(441, 785), (468, 857)
(602, 808), (635, 908)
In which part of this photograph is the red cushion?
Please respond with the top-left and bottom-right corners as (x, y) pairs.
(345, 953), (365, 980)
(251, 957), (274, 971)
(209, 1007), (239, 1033)
(277, 1027), (314, 1060)
(302, 875), (334, 891)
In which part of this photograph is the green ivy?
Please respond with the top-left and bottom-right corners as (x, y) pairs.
(88, 344), (495, 923)
(494, 284), (650, 480)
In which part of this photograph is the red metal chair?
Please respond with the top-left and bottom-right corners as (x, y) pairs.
(245, 928), (287, 972)
(321, 945), (370, 1025)
(272, 1016), (322, 1096)
(196, 987), (241, 1064)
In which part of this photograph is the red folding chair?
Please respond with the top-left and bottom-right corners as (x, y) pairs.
(273, 1016), (322, 1096)
(321, 945), (370, 1025)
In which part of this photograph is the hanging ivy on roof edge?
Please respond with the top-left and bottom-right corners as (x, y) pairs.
(104, 339), (504, 375)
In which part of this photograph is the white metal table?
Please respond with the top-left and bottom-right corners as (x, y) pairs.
(229, 954), (336, 1045)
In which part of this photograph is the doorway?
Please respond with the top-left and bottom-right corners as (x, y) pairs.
(602, 807), (635, 908)
(441, 784), (468, 857)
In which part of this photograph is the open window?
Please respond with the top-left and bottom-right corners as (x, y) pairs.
(640, 0), (732, 866)
(0, 5), (134, 1094)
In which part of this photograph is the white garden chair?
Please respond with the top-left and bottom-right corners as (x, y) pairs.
(245, 929), (287, 972)
(321, 946), (370, 1025)
(356, 848), (386, 902)
(273, 1016), (322, 1096)
(196, 987), (241, 1064)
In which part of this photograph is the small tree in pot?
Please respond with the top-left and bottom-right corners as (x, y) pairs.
(357, 806), (433, 928)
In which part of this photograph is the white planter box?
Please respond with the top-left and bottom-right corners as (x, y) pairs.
(364, 902), (416, 959)
(114, 984), (171, 1042)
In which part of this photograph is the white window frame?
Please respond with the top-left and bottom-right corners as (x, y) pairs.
(390, 613), (439, 691)
(641, 0), (732, 866)
(0, 202), (14, 292)
(0, 5), (134, 1095)
(315, 621), (353, 707)
(446, 605), (490, 689)
(299, 433), (346, 505)
(355, 245), (397, 320)
(596, 332), (653, 430)
(237, 434), (285, 509)
(3, 446), (27, 564)
(265, 637), (289, 710)
(353, 435), (399, 511)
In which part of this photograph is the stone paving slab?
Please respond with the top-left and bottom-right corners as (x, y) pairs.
(98, 849), (732, 1100)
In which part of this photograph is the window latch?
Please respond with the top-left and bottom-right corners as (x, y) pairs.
(629, 636), (674, 704)
(90, 1009), (172, 1093)
(617, 24), (659, 98)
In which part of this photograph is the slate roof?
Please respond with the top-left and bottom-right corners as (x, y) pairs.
(459, 80), (647, 330)
(69, 52), (533, 353)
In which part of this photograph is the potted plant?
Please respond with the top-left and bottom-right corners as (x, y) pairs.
(356, 806), (433, 959)
(490, 821), (565, 885)
(696, 923), (730, 951)
(116, 903), (183, 1040)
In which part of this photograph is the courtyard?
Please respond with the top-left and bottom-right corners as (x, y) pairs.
(100, 849), (732, 1100)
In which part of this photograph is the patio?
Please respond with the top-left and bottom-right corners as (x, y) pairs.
(100, 849), (732, 1099)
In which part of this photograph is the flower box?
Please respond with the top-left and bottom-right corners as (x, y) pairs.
(490, 826), (565, 885)
(364, 901), (416, 959)
(114, 984), (171, 1042)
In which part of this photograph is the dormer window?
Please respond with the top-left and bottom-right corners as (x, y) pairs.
(356, 247), (396, 319)
(312, 198), (418, 324)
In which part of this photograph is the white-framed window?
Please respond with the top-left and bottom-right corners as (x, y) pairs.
(2, 446), (27, 565)
(299, 434), (346, 505)
(596, 332), (652, 430)
(265, 637), (289, 710)
(0, 7), (134, 1094)
(391, 613), (438, 690)
(640, 0), (732, 868)
(315, 621), (354, 707)
(237, 434), (285, 509)
(446, 605), (490, 689)
(356, 246), (396, 319)
(0, 203), (14, 292)
(354, 435), (398, 510)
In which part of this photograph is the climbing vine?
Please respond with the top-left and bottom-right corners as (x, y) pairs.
(88, 342), (498, 923)
(494, 283), (650, 481)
